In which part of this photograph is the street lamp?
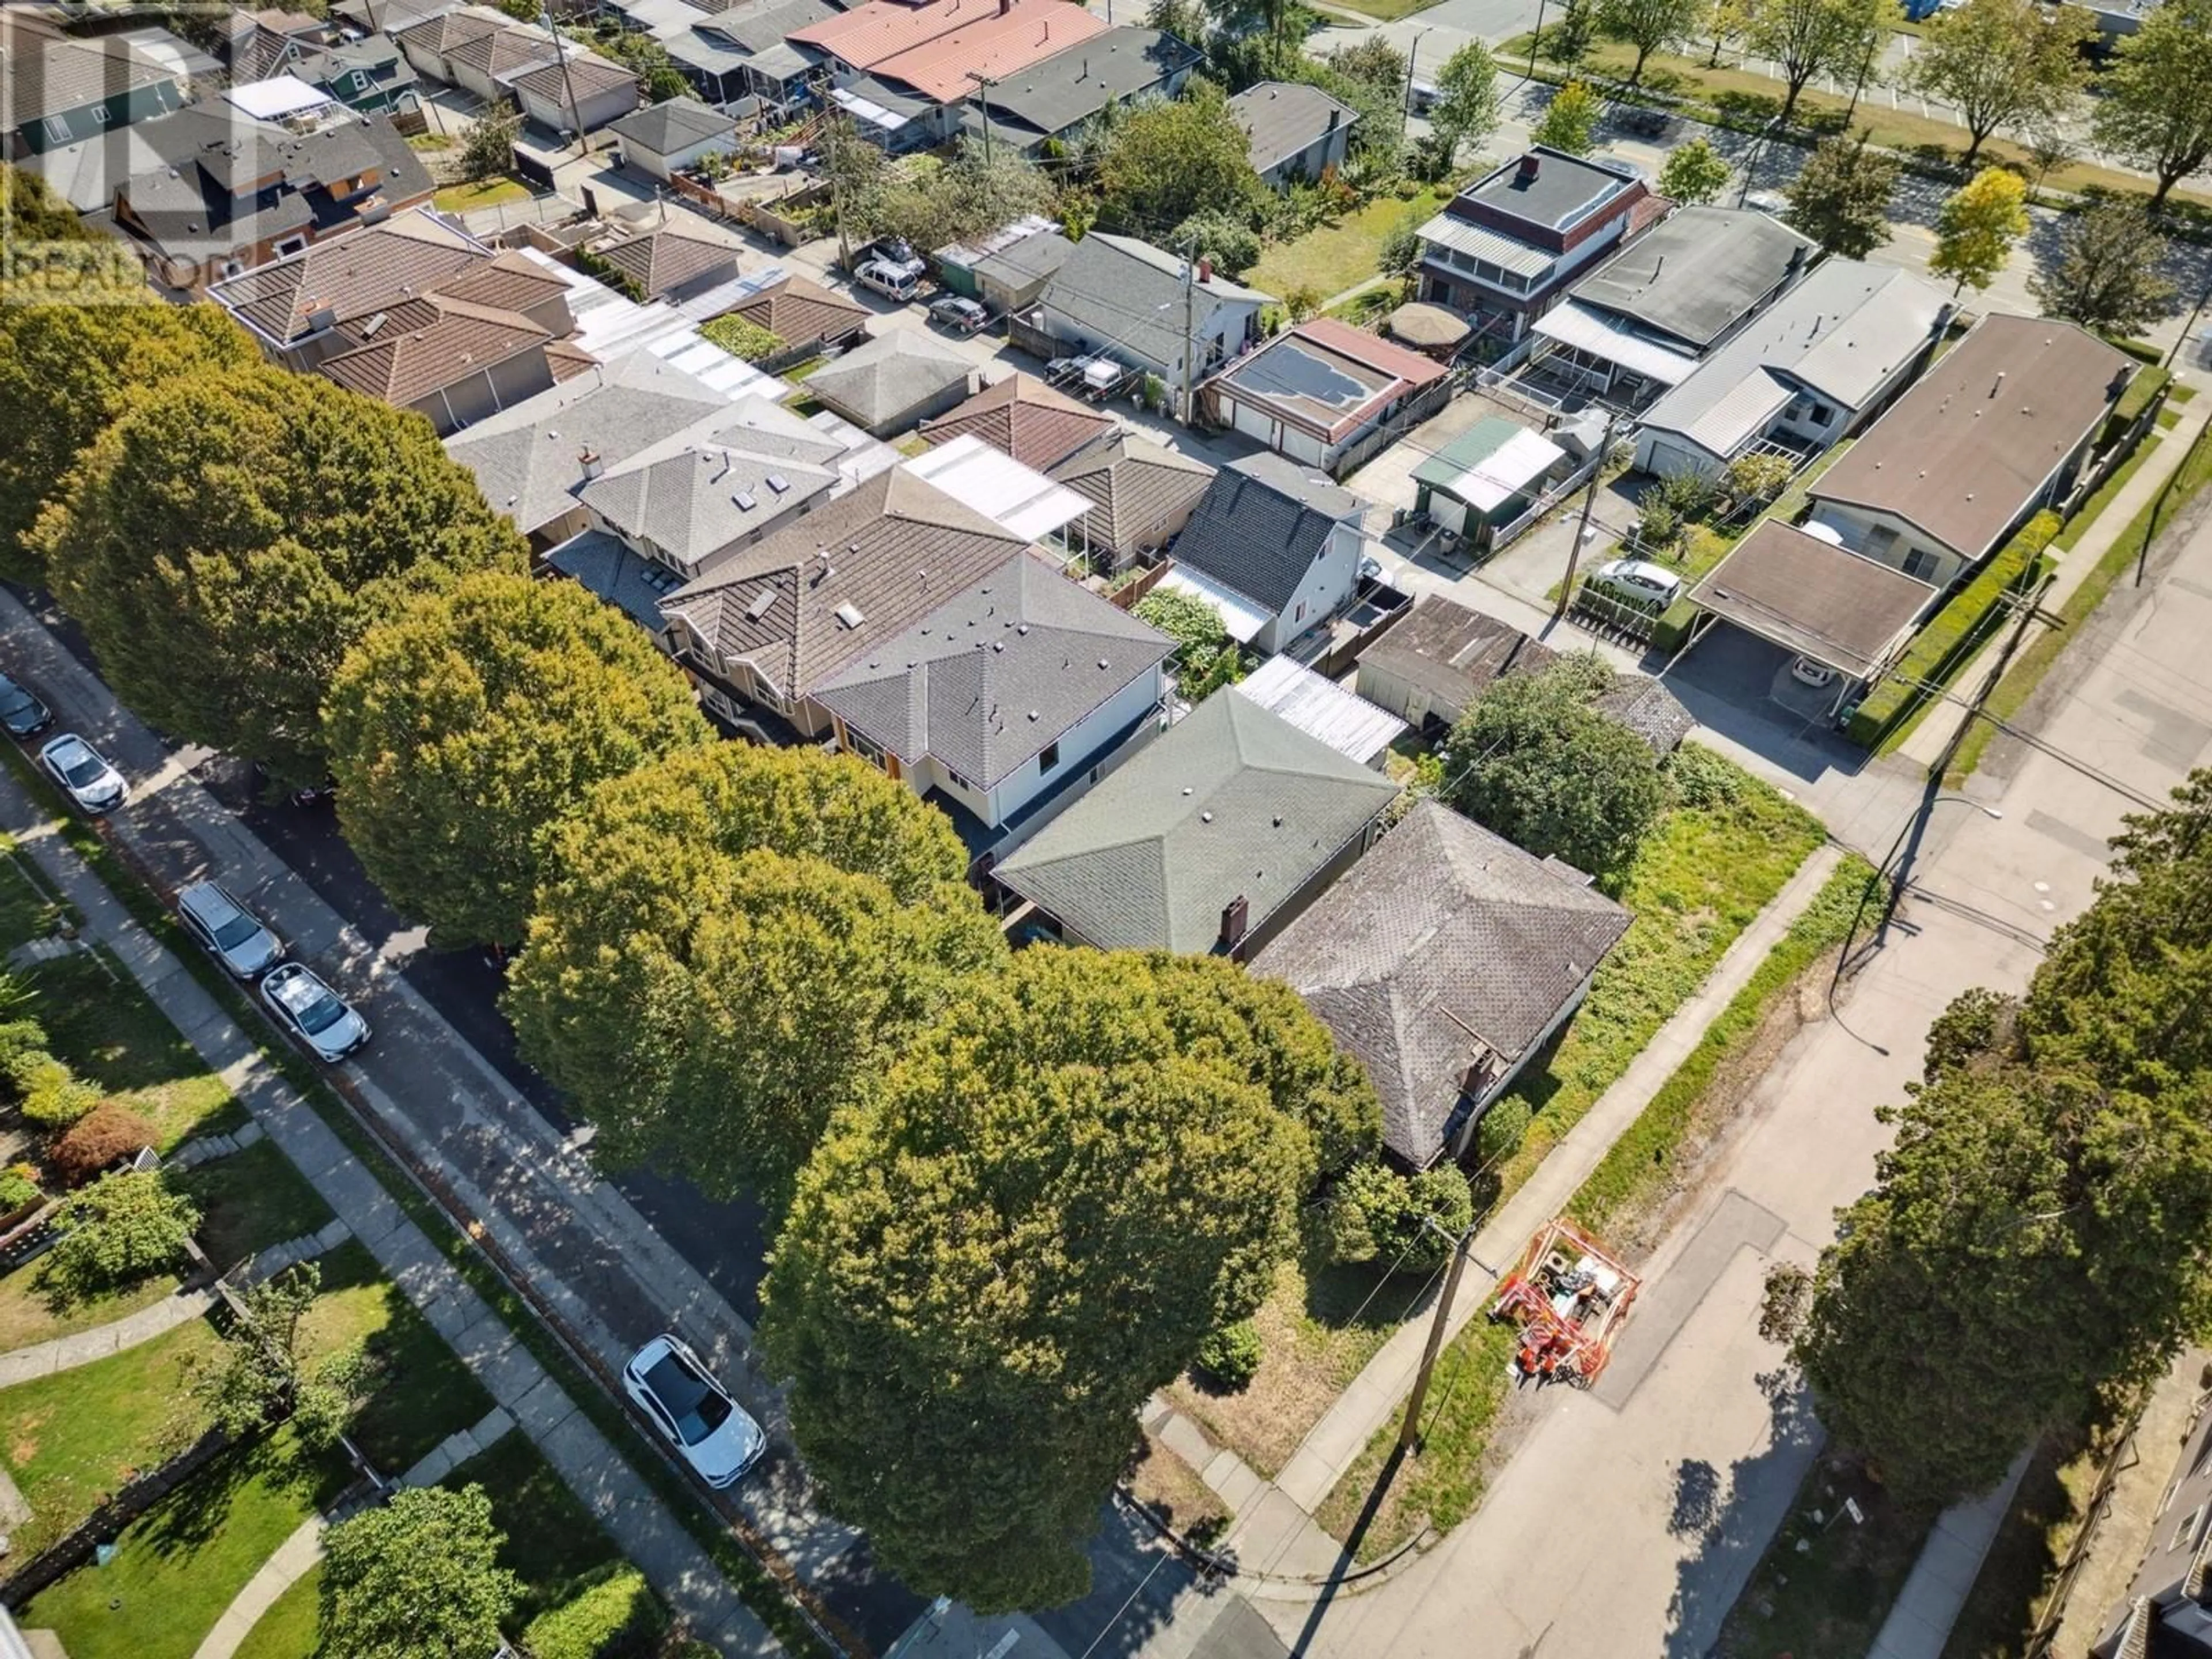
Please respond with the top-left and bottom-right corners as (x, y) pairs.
(1528, 0), (1548, 78)
(1405, 26), (1434, 118)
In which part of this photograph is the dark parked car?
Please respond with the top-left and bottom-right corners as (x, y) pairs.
(0, 674), (52, 739)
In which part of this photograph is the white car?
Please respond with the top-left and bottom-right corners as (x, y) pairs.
(854, 259), (921, 302)
(1586, 558), (1684, 612)
(1790, 655), (1838, 690)
(37, 732), (126, 815)
(260, 962), (370, 1062)
(177, 880), (283, 980)
(623, 1335), (765, 1488)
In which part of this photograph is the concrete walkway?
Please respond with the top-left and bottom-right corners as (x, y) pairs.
(0, 1283), (217, 1388)
(1272, 842), (1847, 1515)
(1867, 1451), (2033, 1659)
(0, 772), (781, 1659)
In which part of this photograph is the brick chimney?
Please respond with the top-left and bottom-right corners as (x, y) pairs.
(1218, 894), (1249, 954)
(1198, 256), (1213, 284)
(1516, 153), (1541, 184)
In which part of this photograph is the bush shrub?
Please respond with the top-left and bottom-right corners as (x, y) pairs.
(698, 315), (783, 365)
(0, 1019), (47, 1093)
(1650, 471), (1715, 520)
(1649, 597), (1699, 656)
(38, 1168), (199, 1304)
(1474, 1097), (1531, 1169)
(18, 1054), (100, 1131)
(520, 1564), (669, 1659)
(1665, 743), (1745, 810)
(51, 1102), (157, 1187)
(1326, 1160), (1472, 1272)
(2101, 364), (2172, 445)
(0, 1162), (40, 1213)
(1193, 1320), (1264, 1391)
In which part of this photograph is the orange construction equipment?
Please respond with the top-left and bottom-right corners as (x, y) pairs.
(1489, 1217), (1641, 1388)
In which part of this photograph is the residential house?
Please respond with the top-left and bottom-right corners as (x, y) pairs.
(1047, 431), (1215, 569)
(589, 222), (740, 302)
(445, 351), (738, 547)
(957, 26), (1200, 156)
(1252, 798), (1633, 1167)
(1414, 146), (1657, 344)
(1411, 416), (1570, 552)
(1231, 655), (1404, 768)
(392, 8), (505, 90)
(1527, 205), (1817, 405)
(510, 51), (642, 135)
(576, 397), (846, 580)
(1157, 453), (1367, 654)
(995, 691), (1401, 958)
(1032, 232), (1273, 418)
(40, 97), (438, 291)
(919, 373), (1115, 471)
(332, 0), (462, 38)
(1206, 316), (1451, 478)
(2, 33), (189, 160)
(1632, 261), (1951, 481)
(1794, 313), (2133, 589)
(210, 208), (574, 368)
(1354, 593), (1694, 747)
(291, 33), (422, 116)
(315, 291), (594, 434)
(803, 329), (976, 437)
(221, 8), (332, 85)
(900, 435), (1093, 545)
(716, 275), (871, 369)
(609, 96), (738, 182)
(815, 552), (1173, 840)
(657, 0), (836, 111)
(656, 467), (1038, 740)
(935, 218), (1073, 314)
(2089, 1395), (2212, 1658)
(1228, 81), (1355, 190)
(437, 13), (562, 104)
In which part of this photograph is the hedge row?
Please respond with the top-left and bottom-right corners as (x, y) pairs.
(1842, 509), (2060, 748)
(2102, 364), (2173, 446)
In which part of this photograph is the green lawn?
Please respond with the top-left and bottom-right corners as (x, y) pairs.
(446, 1433), (623, 1622)
(180, 1139), (335, 1271)
(431, 176), (532, 212)
(1249, 187), (1445, 307)
(0, 1259), (177, 1354)
(1714, 1456), (1936, 1658)
(233, 1566), (320, 1659)
(0, 1316), (221, 1555)
(20, 1427), (350, 1659)
(0, 834), (67, 943)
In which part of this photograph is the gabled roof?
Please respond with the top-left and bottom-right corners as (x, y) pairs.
(446, 20), (560, 78)
(1228, 80), (1357, 175)
(427, 248), (573, 313)
(816, 553), (1171, 790)
(1043, 232), (1272, 376)
(1168, 452), (1362, 615)
(593, 222), (738, 299)
(1253, 798), (1631, 1165)
(1046, 429), (1215, 551)
(579, 399), (843, 567)
(685, 0), (838, 51)
(510, 51), (638, 105)
(1808, 313), (2133, 562)
(10, 35), (181, 125)
(1356, 593), (1552, 712)
(1567, 206), (1815, 352)
(1214, 316), (1447, 445)
(864, 0), (1110, 103)
(726, 274), (870, 350)
(919, 373), (1114, 469)
(805, 329), (974, 428)
(609, 95), (736, 154)
(660, 468), (1033, 699)
(1688, 519), (1938, 679)
(996, 691), (1400, 953)
(394, 8), (499, 55)
(1637, 262), (1951, 461)
(956, 27), (1198, 145)
(317, 294), (551, 406)
(209, 207), (489, 343)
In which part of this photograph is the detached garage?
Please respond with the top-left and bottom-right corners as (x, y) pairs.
(610, 96), (738, 183)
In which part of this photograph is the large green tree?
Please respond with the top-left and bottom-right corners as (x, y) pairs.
(1901, 0), (2093, 166)
(759, 947), (1338, 1610)
(504, 743), (1002, 1219)
(319, 1484), (522, 1659)
(1096, 77), (1263, 237)
(2089, 0), (2212, 208)
(324, 571), (711, 949)
(2028, 201), (2176, 336)
(1429, 40), (1504, 165)
(1929, 165), (2029, 294)
(1532, 79), (1605, 156)
(1746, 0), (1895, 124)
(1596, 0), (1703, 83)
(1787, 772), (2212, 1504)
(0, 296), (255, 582)
(1657, 134), (1734, 204)
(1439, 656), (1669, 882)
(1783, 129), (1901, 257)
(37, 366), (523, 784)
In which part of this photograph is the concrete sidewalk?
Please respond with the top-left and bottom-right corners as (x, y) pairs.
(1867, 1451), (2032, 1659)
(1272, 842), (1846, 1514)
(0, 771), (781, 1658)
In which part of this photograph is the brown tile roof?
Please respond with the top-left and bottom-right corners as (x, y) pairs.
(317, 296), (550, 407)
(545, 337), (599, 381)
(1810, 315), (2133, 561)
(448, 22), (560, 79)
(208, 211), (489, 343)
(394, 10), (498, 54)
(593, 224), (738, 299)
(510, 52), (639, 104)
(1688, 520), (1938, 680)
(1047, 429), (1215, 552)
(919, 373), (1115, 469)
(727, 274), (869, 353)
(661, 468), (1033, 700)
(425, 248), (573, 314)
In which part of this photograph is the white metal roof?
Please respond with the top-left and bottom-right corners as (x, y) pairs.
(513, 246), (784, 401)
(899, 433), (1088, 543)
(1233, 654), (1405, 765)
(1429, 427), (1566, 513)
(1532, 300), (1700, 387)
(1156, 565), (1271, 643)
(225, 75), (337, 119)
(1414, 211), (1552, 280)
(829, 84), (912, 132)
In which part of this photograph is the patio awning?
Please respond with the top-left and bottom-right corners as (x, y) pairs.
(1532, 301), (1701, 387)
(1157, 565), (1271, 644)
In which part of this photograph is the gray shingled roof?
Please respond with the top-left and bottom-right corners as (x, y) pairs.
(609, 97), (734, 156)
(1228, 80), (1357, 176)
(1569, 206), (1815, 353)
(579, 403), (843, 570)
(995, 692), (1400, 953)
(1252, 798), (1632, 1165)
(815, 554), (1171, 791)
(1042, 232), (1272, 380)
(1166, 452), (1362, 614)
(804, 330), (974, 429)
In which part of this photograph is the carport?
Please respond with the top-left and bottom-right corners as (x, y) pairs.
(1684, 521), (1940, 719)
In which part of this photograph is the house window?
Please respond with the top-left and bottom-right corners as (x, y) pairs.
(42, 116), (71, 143)
(1294, 601), (1306, 623)
(1039, 741), (1060, 773)
(844, 728), (887, 768)
(90, 103), (112, 125)
(274, 234), (307, 257)
(1901, 546), (1941, 582)
(2175, 1506), (2206, 1552)
(1808, 403), (1834, 428)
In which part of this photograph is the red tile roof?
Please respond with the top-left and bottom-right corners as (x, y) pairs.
(919, 373), (1113, 469)
(789, 0), (1104, 97)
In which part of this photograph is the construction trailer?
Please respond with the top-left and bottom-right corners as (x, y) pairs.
(1490, 1217), (1641, 1388)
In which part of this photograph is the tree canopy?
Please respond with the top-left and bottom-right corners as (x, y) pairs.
(1438, 655), (1669, 882)
(1096, 78), (1263, 238)
(504, 743), (1001, 1219)
(1783, 130), (1900, 257)
(1596, 0), (1703, 82)
(1656, 135), (1733, 204)
(0, 297), (255, 583)
(1430, 41), (1505, 164)
(759, 946), (1364, 1609)
(1929, 165), (2029, 294)
(2028, 202), (2177, 338)
(324, 571), (711, 949)
(1902, 0), (2093, 165)
(2089, 0), (2212, 206)
(37, 366), (525, 784)
(871, 141), (1056, 257)
(1532, 80), (1604, 154)
(319, 1484), (522, 1659)
(1746, 0), (1893, 123)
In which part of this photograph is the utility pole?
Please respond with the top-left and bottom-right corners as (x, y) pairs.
(538, 7), (589, 160)
(1527, 0), (1548, 77)
(1843, 27), (1878, 122)
(965, 71), (999, 166)
(1405, 26), (1433, 116)
(1399, 1218), (1478, 1454)
(1928, 570), (2056, 781)
(1181, 234), (1198, 425)
(1554, 405), (1621, 619)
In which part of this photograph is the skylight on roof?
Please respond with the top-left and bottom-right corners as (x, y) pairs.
(745, 589), (777, 621)
(766, 473), (790, 493)
(834, 601), (865, 629)
(734, 490), (757, 511)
